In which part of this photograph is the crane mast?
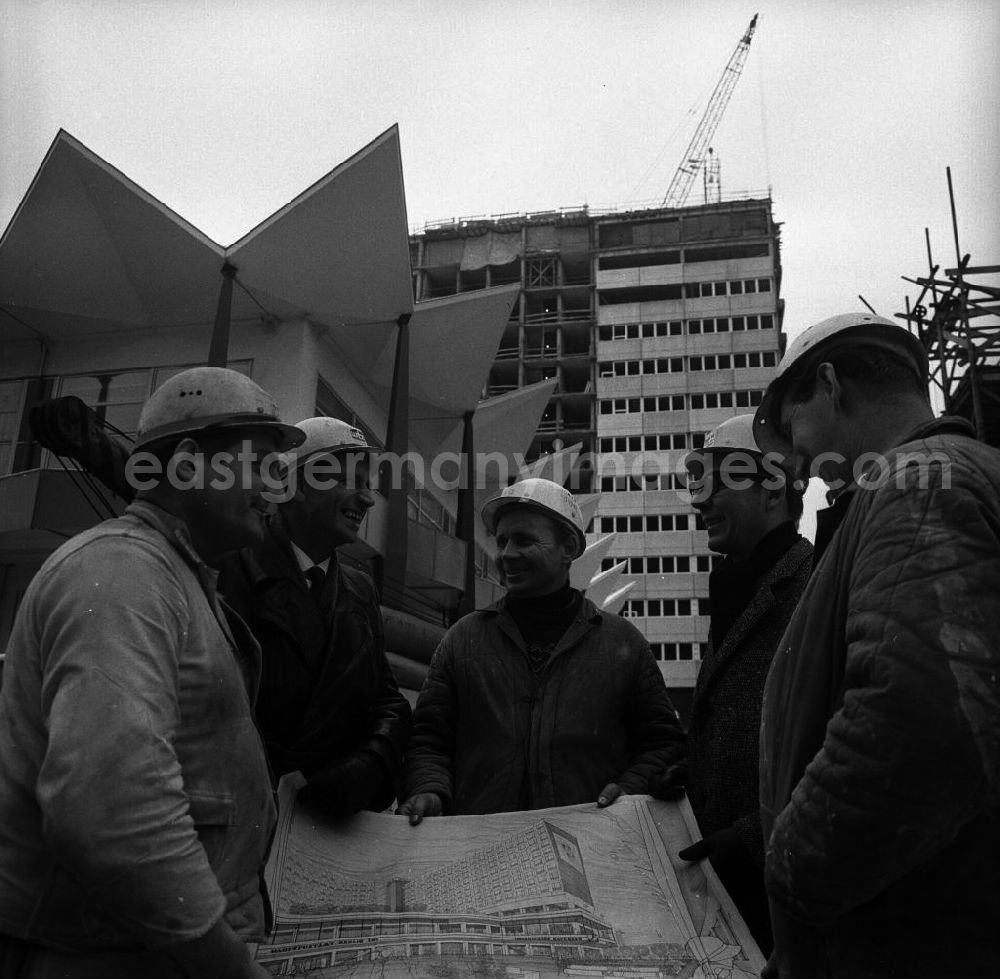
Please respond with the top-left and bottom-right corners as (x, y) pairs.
(662, 14), (758, 208)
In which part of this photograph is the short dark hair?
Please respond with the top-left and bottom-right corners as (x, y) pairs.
(785, 348), (927, 406)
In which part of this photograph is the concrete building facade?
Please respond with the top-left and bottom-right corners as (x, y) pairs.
(410, 198), (785, 703)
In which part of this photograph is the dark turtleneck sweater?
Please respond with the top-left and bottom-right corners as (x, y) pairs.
(707, 521), (800, 648)
(505, 583), (583, 671)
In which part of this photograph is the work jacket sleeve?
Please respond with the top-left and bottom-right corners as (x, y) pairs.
(616, 640), (687, 794)
(35, 538), (229, 947)
(765, 458), (1000, 927)
(354, 591), (413, 807)
(400, 633), (459, 811)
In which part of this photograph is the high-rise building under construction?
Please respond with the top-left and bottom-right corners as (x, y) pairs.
(409, 197), (785, 710)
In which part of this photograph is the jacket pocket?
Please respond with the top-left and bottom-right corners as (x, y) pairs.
(186, 791), (237, 826)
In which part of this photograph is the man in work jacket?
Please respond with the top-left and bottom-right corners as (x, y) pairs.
(657, 413), (811, 957)
(0, 367), (304, 978)
(219, 417), (411, 817)
(753, 313), (1000, 978)
(398, 477), (685, 821)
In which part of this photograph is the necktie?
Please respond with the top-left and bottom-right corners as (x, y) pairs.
(306, 565), (326, 596)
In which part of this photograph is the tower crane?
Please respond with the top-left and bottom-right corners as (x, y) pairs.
(662, 14), (758, 208)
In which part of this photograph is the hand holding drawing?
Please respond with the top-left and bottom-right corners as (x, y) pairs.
(677, 826), (744, 867)
(596, 782), (623, 807)
(396, 792), (444, 825)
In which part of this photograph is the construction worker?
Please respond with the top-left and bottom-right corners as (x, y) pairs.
(0, 367), (303, 978)
(654, 414), (811, 957)
(753, 314), (1000, 977)
(218, 417), (411, 817)
(398, 477), (686, 822)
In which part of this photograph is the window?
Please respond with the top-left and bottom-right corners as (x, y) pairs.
(59, 369), (152, 438)
(758, 278), (772, 292)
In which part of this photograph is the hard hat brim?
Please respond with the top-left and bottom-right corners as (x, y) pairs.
(285, 443), (378, 473)
(133, 415), (305, 453)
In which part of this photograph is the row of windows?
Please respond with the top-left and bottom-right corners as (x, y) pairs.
(623, 598), (711, 617)
(650, 642), (702, 662)
(599, 389), (764, 415)
(599, 313), (774, 341)
(600, 473), (686, 492)
(598, 432), (707, 452)
(599, 514), (692, 533)
(599, 351), (777, 377)
(686, 277), (772, 298)
(602, 555), (715, 574)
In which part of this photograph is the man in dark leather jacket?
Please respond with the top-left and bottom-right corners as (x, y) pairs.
(220, 417), (411, 818)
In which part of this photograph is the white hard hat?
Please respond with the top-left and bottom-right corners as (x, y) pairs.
(283, 417), (377, 471)
(134, 367), (304, 452)
(481, 477), (587, 559)
(702, 414), (760, 454)
(754, 313), (928, 456)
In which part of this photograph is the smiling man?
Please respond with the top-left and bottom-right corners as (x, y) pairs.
(659, 414), (811, 956)
(398, 477), (685, 823)
(0, 366), (302, 977)
(219, 417), (411, 819)
(753, 313), (1000, 977)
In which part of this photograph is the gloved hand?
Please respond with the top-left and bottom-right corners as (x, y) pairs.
(648, 762), (689, 800)
(297, 751), (386, 818)
(677, 825), (745, 869)
(396, 792), (444, 825)
(596, 782), (624, 808)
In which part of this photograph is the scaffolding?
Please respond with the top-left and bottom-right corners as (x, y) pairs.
(897, 168), (1000, 447)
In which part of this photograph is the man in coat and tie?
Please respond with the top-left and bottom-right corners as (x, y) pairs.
(219, 417), (411, 818)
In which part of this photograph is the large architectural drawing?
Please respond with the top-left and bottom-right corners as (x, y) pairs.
(254, 778), (763, 977)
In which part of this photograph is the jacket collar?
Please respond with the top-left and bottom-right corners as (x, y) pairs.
(484, 590), (603, 663)
(695, 537), (813, 704)
(125, 499), (218, 592)
(486, 590), (603, 625)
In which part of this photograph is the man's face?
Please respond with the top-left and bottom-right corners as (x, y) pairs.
(690, 466), (772, 561)
(186, 430), (283, 560)
(777, 383), (850, 488)
(292, 453), (375, 550)
(494, 509), (574, 598)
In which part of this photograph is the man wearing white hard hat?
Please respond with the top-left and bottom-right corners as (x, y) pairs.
(0, 367), (303, 977)
(398, 477), (685, 823)
(752, 314), (1000, 977)
(652, 413), (811, 957)
(219, 417), (411, 819)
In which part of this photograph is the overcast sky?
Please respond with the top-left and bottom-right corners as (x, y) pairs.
(4, 0), (998, 343)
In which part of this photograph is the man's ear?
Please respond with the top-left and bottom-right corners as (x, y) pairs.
(815, 362), (843, 408)
(560, 536), (579, 564)
(762, 484), (786, 513)
(170, 437), (201, 481)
